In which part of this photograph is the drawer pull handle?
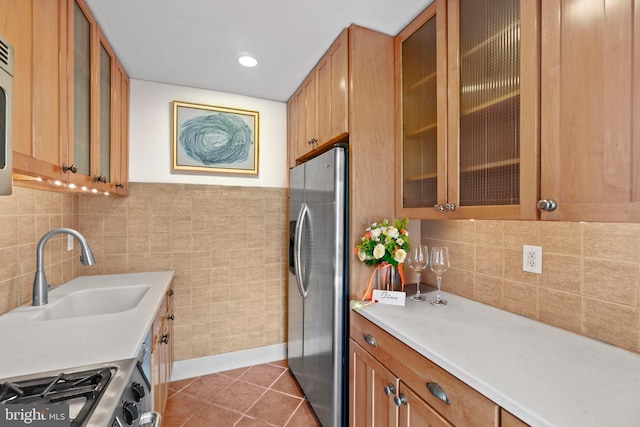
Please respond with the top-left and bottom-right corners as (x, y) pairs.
(393, 394), (408, 407)
(427, 382), (450, 404)
(383, 383), (396, 396)
(363, 333), (377, 347)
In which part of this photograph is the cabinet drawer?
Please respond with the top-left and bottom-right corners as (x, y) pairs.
(351, 311), (497, 426)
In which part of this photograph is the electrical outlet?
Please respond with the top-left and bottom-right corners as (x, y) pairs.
(522, 245), (542, 274)
(67, 234), (74, 251)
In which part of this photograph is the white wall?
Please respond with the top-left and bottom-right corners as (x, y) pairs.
(129, 79), (288, 188)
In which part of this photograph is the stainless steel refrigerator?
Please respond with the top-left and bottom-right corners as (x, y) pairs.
(288, 145), (348, 427)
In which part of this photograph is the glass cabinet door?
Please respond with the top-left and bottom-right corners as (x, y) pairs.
(98, 39), (112, 183)
(72, 0), (91, 177)
(396, 0), (447, 215)
(451, 0), (521, 207)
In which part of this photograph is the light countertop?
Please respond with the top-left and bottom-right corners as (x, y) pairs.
(353, 288), (640, 427)
(0, 271), (174, 379)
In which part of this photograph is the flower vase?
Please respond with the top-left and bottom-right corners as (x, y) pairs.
(378, 265), (401, 292)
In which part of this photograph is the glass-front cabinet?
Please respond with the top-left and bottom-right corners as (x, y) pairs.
(396, 0), (539, 220)
(66, 0), (131, 195)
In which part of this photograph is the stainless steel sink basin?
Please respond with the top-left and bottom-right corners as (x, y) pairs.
(32, 285), (150, 321)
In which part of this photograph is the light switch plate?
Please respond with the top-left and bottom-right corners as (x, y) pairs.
(522, 245), (542, 274)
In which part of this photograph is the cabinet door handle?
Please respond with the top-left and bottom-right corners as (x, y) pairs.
(393, 394), (408, 407)
(62, 163), (78, 174)
(115, 183), (124, 189)
(434, 204), (445, 211)
(426, 382), (450, 404)
(537, 199), (558, 212)
(161, 334), (169, 344)
(444, 203), (456, 211)
(383, 383), (396, 396)
(93, 175), (107, 183)
(167, 314), (175, 321)
(363, 333), (377, 347)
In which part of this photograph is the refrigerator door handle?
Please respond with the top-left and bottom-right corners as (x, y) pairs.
(294, 203), (309, 299)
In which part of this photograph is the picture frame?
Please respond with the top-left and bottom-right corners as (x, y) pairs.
(172, 101), (259, 175)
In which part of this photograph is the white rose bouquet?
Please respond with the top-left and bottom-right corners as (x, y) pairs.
(354, 218), (411, 268)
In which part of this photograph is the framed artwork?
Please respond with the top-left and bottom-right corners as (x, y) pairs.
(172, 101), (259, 175)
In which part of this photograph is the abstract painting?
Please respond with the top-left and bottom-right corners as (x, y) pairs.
(172, 101), (259, 175)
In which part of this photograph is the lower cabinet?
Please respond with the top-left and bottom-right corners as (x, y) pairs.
(350, 340), (398, 426)
(397, 381), (452, 427)
(151, 286), (174, 414)
(501, 409), (530, 427)
(350, 311), (497, 426)
(351, 340), (453, 427)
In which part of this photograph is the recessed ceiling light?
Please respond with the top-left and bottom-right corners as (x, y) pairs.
(238, 55), (258, 67)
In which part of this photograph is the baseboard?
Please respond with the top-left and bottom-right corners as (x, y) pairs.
(170, 343), (287, 382)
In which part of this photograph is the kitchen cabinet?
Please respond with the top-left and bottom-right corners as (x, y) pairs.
(2, 0), (69, 184)
(286, 24), (395, 299)
(501, 409), (530, 427)
(111, 61), (129, 195)
(538, 0), (640, 222)
(0, 0), (129, 195)
(350, 340), (398, 426)
(288, 28), (349, 164)
(351, 311), (498, 426)
(286, 94), (297, 169)
(395, 0), (540, 220)
(291, 71), (317, 161)
(66, 0), (129, 194)
(350, 339), (453, 427)
(152, 286), (174, 414)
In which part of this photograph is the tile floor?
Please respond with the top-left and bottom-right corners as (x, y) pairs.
(163, 360), (322, 426)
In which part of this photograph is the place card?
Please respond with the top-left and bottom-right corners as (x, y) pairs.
(372, 289), (406, 306)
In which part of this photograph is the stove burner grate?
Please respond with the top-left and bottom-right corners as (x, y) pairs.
(0, 367), (114, 426)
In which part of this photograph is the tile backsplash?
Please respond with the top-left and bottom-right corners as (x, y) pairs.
(77, 183), (288, 362)
(0, 183), (287, 363)
(0, 187), (80, 314)
(421, 220), (640, 353)
(3, 185), (638, 361)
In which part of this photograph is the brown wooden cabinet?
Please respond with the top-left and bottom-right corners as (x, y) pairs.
(351, 311), (498, 426)
(288, 28), (349, 164)
(501, 409), (530, 427)
(152, 286), (174, 414)
(350, 340), (398, 427)
(292, 71), (317, 161)
(0, 0), (129, 195)
(65, 0), (129, 195)
(539, 0), (640, 222)
(395, 0), (540, 220)
(286, 24), (395, 300)
(2, 0), (69, 184)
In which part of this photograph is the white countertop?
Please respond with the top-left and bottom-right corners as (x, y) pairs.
(353, 288), (640, 427)
(0, 271), (174, 379)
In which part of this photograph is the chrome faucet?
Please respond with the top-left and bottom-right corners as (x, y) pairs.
(32, 228), (96, 306)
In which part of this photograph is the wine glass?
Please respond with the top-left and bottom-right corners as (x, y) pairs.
(407, 245), (429, 302)
(429, 246), (450, 305)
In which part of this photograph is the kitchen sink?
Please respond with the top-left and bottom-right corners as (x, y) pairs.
(32, 285), (150, 321)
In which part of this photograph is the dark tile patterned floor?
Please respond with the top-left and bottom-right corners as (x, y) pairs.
(163, 360), (322, 427)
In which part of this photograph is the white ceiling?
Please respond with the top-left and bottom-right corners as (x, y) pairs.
(85, 0), (434, 102)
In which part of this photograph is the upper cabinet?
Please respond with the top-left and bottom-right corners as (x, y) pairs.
(288, 29), (348, 164)
(4, 0), (69, 182)
(539, 0), (640, 222)
(0, 0), (129, 195)
(396, 0), (540, 220)
(65, 0), (129, 195)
